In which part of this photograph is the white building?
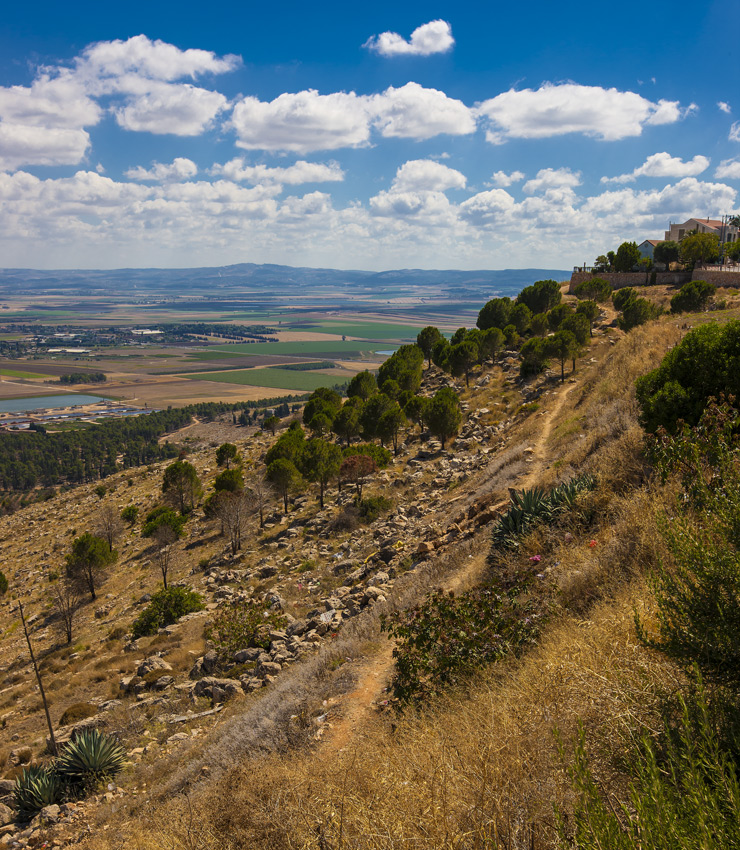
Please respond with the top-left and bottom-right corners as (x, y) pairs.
(664, 218), (738, 245)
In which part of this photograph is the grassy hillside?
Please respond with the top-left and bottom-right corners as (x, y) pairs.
(1, 288), (738, 849)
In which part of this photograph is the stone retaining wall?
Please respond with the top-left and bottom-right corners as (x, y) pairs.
(690, 270), (740, 288)
(569, 271), (691, 292)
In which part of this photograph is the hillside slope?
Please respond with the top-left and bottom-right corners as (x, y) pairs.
(0, 301), (726, 849)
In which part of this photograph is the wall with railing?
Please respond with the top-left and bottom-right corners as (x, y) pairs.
(569, 268), (740, 291)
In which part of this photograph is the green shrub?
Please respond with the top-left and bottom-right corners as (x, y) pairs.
(120, 505), (139, 526)
(383, 586), (541, 706)
(618, 296), (661, 331)
(205, 598), (288, 665)
(612, 287), (637, 311)
(636, 321), (740, 432)
(56, 729), (126, 789)
(358, 495), (392, 524)
(519, 337), (550, 377)
(0, 570), (7, 595)
(558, 692), (740, 850)
(141, 505), (187, 538)
(670, 279), (716, 314)
(342, 443), (392, 469)
(14, 765), (64, 821)
(59, 702), (98, 727)
(639, 399), (740, 687)
(131, 586), (204, 638)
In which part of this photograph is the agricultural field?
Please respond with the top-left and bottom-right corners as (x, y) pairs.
(208, 340), (390, 356)
(0, 286), (485, 408)
(0, 367), (53, 379)
(179, 367), (353, 392)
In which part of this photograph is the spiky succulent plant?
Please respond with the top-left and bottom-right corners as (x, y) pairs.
(13, 764), (64, 821)
(56, 729), (126, 787)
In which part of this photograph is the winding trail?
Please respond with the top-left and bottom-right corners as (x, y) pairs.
(320, 379), (576, 756)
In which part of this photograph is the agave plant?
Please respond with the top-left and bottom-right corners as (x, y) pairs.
(490, 476), (597, 554)
(14, 764), (65, 821)
(549, 475), (596, 512)
(56, 729), (126, 788)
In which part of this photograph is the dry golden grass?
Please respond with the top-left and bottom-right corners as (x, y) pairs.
(91, 577), (679, 850)
(8, 310), (718, 850)
(74, 316), (697, 850)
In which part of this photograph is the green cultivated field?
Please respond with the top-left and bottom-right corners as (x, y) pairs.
(288, 321), (424, 339)
(0, 368), (53, 379)
(209, 341), (384, 356)
(187, 351), (258, 362)
(181, 368), (349, 391)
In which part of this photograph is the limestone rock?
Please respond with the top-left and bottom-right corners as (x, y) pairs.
(192, 677), (242, 701)
(38, 804), (60, 824)
(136, 656), (172, 678)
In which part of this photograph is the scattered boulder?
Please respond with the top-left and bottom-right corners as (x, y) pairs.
(136, 656), (172, 678)
(256, 661), (282, 678)
(193, 677), (243, 702)
(233, 647), (261, 663)
(189, 650), (219, 679)
(38, 803), (61, 824)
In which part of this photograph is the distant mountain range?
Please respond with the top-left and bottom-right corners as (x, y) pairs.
(0, 264), (571, 299)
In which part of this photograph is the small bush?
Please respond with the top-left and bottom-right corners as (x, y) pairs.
(121, 505), (139, 526)
(0, 570), (7, 595)
(670, 279), (716, 314)
(639, 399), (740, 687)
(205, 598), (288, 665)
(59, 702), (98, 727)
(327, 506), (360, 533)
(383, 585), (542, 706)
(131, 586), (204, 638)
(141, 505), (187, 538)
(342, 443), (392, 469)
(358, 495), (392, 524)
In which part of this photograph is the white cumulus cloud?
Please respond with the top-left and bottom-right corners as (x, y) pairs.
(125, 157), (198, 181)
(0, 124), (91, 171)
(477, 83), (695, 142)
(391, 159), (466, 192)
(0, 35), (241, 170)
(230, 83), (476, 153)
(0, 73), (101, 129)
(715, 159), (740, 180)
(230, 90), (371, 153)
(731, 122), (740, 142)
(459, 189), (517, 226)
(363, 20), (454, 57)
(718, 102), (732, 114)
(489, 170), (525, 187)
(77, 35), (241, 82)
(523, 167), (581, 194)
(601, 152), (710, 184)
(113, 83), (229, 135)
(211, 158), (344, 185)
(370, 82), (475, 139)
(369, 189), (454, 221)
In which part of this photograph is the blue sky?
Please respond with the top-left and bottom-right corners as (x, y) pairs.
(0, 0), (738, 270)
